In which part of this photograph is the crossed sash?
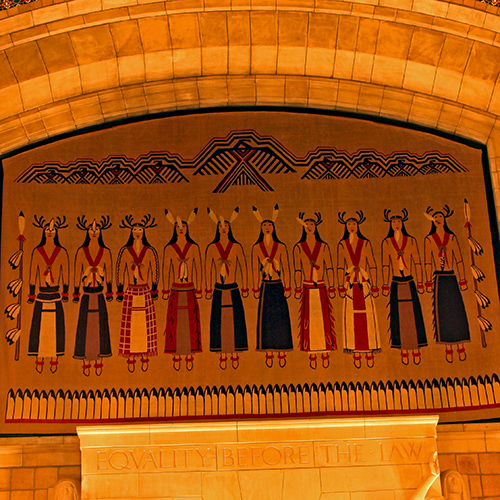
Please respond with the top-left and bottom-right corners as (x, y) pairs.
(37, 246), (61, 285)
(431, 232), (450, 270)
(83, 246), (104, 286)
(127, 245), (148, 281)
(172, 242), (192, 282)
(300, 241), (321, 283)
(259, 241), (279, 279)
(215, 241), (234, 282)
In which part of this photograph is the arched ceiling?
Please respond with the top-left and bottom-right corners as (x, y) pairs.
(0, 0), (499, 164)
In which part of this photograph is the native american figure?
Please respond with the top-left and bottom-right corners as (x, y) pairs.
(251, 205), (293, 368)
(424, 206), (470, 363)
(337, 211), (381, 368)
(293, 212), (336, 369)
(73, 216), (113, 376)
(381, 209), (427, 365)
(205, 207), (248, 369)
(116, 214), (159, 372)
(27, 216), (69, 373)
(162, 208), (202, 371)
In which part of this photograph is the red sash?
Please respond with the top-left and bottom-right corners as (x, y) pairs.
(344, 238), (365, 283)
(172, 242), (192, 277)
(215, 241), (234, 277)
(389, 235), (408, 269)
(83, 246), (104, 286)
(259, 241), (279, 276)
(37, 246), (61, 284)
(127, 246), (148, 280)
(431, 232), (450, 267)
(300, 241), (321, 282)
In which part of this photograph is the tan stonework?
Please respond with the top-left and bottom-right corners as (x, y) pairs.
(78, 417), (442, 499)
(0, 0), (498, 223)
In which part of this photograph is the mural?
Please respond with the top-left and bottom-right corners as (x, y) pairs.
(1, 111), (498, 433)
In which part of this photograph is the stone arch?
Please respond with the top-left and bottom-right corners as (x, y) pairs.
(1, 0), (499, 211)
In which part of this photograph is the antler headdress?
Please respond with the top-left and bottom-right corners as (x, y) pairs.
(33, 215), (68, 230)
(253, 204), (279, 223)
(297, 211), (323, 227)
(425, 205), (454, 221)
(76, 215), (112, 231)
(119, 214), (157, 230)
(337, 211), (366, 225)
(383, 209), (408, 223)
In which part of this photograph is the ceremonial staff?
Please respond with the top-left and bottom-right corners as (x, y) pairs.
(464, 199), (491, 348)
(5, 212), (26, 360)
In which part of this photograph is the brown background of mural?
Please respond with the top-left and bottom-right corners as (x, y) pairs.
(0, 110), (497, 433)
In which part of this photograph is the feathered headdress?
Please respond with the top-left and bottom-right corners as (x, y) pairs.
(207, 207), (239, 225)
(164, 208), (198, 226)
(252, 204), (279, 223)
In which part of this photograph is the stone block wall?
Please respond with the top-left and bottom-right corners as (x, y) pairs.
(437, 423), (500, 500)
(0, 422), (499, 499)
(0, 436), (81, 500)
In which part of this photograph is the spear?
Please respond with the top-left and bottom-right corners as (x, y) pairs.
(464, 199), (490, 347)
(5, 212), (25, 360)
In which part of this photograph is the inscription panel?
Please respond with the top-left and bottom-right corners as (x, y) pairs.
(88, 438), (436, 473)
(95, 446), (217, 472)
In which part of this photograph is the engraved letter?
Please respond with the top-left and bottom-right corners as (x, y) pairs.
(97, 451), (108, 471)
(283, 446), (297, 465)
(222, 448), (235, 467)
(336, 444), (352, 463)
(354, 444), (365, 463)
(298, 446), (310, 465)
(262, 446), (282, 466)
(237, 448), (249, 467)
(109, 450), (131, 470)
(143, 450), (159, 469)
(195, 448), (210, 467)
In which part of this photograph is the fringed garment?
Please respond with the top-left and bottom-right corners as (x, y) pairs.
(298, 281), (336, 351)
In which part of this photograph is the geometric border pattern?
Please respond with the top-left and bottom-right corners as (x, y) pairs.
(14, 131), (468, 191)
(6, 374), (500, 422)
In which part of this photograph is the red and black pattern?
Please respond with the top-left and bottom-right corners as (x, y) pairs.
(119, 284), (157, 357)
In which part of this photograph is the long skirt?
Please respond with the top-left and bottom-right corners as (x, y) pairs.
(28, 286), (65, 357)
(209, 282), (248, 352)
(389, 275), (427, 350)
(343, 280), (381, 353)
(73, 285), (112, 360)
(164, 282), (202, 355)
(119, 284), (158, 357)
(298, 281), (336, 352)
(256, 279), (293, 351)
(433, 270), (470, 344)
